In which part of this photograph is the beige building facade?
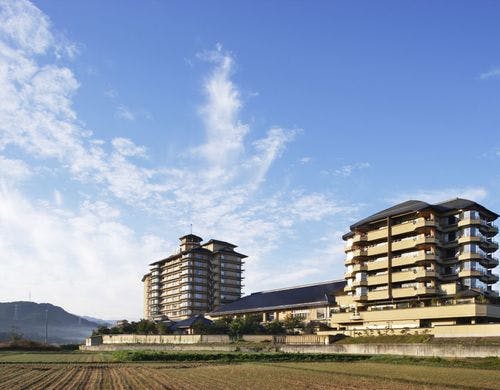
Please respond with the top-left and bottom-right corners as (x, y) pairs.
(143, 234), (246, 321)
(332, 198), (500, 330)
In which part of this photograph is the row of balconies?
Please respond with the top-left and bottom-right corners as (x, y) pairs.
(458, 270), (499, 284)
(346, 268), (499, 293)
(347, 218), (498, 250)
(347, 235), (439, 259)
(345, 269), (436, 291)
(457, 253), (499, 268)
(346, 250), (437, 267)
(457, 235), (499, 249)
(348, 218), (439, 247)
(353, 286), (438, 301)
(346, 252), (499, 277)
(348, 217), (498, 248)
(346, 237), (498, 263)
(458, 217), (498, 234)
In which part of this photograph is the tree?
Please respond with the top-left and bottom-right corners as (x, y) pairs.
(302, 321), (330, 334)
(92, 325), (111, 336)
(135, 319), (157, 335)
(228, 315), (261, 338)
(212, 317), (231, 334)
(282, 314), (304, 334)
(191, 320), (214, 335)
(263, 320), (285, 335)
(156, 322), (172, 335)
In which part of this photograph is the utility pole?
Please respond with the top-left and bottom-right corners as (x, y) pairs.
(13, 304), (18, 321)
(44, 308), (48, 344)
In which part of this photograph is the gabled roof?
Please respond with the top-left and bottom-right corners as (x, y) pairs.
(179, 234), (203, 242)
(149, 246), (213, 266)
(436, 199), (497, 217)
(203, 239), (238, 249)
(209, 280), (346, 316)
(344, 198), (498, 238)
(171, 315), (212, 329)
(350, 200), (430, 230)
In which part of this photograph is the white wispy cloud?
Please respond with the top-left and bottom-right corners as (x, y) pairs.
(329, 162), (371, 177)
(0, 2), (356, 317)
(478, 67), (500, 80)
(115, 105), (135, 121)
(104, 88), (118, 99)
(0, 0), (52, 54)
(0, 156), (32, 181)
(388, 186), (488, 204)
(0, 184), (168, 318)
(53, 189), (63, 206)
(195, 44), (249, 169)
(112, 137), (147, 158)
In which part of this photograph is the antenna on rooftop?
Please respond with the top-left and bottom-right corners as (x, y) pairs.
(190, 223), (193, 235)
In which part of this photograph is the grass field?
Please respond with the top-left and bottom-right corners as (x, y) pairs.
(1, 351), (499, 389)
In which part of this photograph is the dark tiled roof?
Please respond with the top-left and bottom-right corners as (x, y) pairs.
(436, 199), (497, 217)
(209, 280), (346, 316)
(350, 200), (430, 230)
(203, 239), (238, 248)
(179, 234), (203, 242)
(345, 198), (498, 237)
(171, 315), (212, 329)
(149, 247), (213, 266)
(213, 248), (248, 258)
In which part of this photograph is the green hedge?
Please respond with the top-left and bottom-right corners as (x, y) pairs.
(112, 351), (370, 363)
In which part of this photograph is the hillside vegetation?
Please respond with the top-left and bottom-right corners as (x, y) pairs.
(0, 302), (102, 344)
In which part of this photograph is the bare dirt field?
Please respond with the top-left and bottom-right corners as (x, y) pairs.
(0, 352), (499, 389)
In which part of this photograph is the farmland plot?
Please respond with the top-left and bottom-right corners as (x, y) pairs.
(0, 361), (499, 389)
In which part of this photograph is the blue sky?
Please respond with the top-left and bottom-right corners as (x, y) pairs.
(1, 0), (499, 319)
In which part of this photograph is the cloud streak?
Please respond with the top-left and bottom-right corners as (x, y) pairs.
(388, 186), (488, 204)
(0, 2), (356, 317)
(478, 67), (500, 80)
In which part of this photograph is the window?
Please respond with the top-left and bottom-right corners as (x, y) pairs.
(355, 287), (368, 296)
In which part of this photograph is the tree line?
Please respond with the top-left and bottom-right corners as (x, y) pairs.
(92, 315), (331, 337)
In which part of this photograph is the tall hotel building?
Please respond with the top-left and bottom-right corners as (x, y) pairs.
(142, 234), (247, 321)
(332, 199), (500, 329)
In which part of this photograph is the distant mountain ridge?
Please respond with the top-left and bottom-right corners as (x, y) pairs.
(79, 316), (116, 326)
(0, 301), (104, 344)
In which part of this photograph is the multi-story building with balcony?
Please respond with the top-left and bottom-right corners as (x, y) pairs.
(332, 198), (500, 331)
(142, 234), (247, 321)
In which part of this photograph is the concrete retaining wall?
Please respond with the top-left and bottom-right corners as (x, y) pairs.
(82, 344), (240, 352)
(100, 334), (230, 344)
(281, 343), (500, 358)
(241, 335), (273, 342)
(81, 342), (500, 357)
(274, 335), (330, 345)
(433, 323), (500, 338)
